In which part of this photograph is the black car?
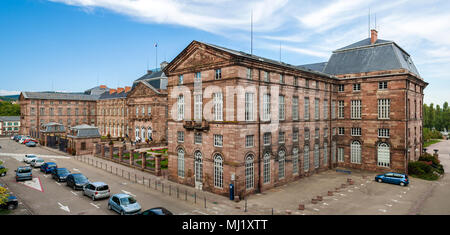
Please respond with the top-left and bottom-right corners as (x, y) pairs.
(51, 168), (71, 182)
(138, 207), (173, 215)
(0, 184), (18, 210)
(66, 173), (89, 190)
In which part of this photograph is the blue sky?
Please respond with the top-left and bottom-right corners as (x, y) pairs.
(1, 0), (449, 105)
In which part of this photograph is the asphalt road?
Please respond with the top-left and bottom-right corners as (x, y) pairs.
(0, 138), (207, 215)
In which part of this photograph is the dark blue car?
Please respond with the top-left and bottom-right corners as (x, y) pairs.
(375, 172), (409, 186)
(40, 162), (57, 174)
(51, 168), (71, 182)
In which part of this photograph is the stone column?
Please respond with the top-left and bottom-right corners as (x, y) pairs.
(109, 144), (114, 160)
(141, 152), (146, 169)
(155, 153), (161, 176)
(118, 146), (123, 162)
(129, 149), (134, 166)
(93, 143), (97, 156)
(101, 144), (105, 158)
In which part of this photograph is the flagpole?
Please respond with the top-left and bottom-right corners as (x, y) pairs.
(155, 42), (158, 71)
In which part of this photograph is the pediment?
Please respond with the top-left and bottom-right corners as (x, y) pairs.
(127, 82), (157, 98)
(165, 41), (233, 73)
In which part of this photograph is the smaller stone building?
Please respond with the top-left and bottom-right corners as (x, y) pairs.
(39, 122), (66, 149)
(67, 124), (101, 155)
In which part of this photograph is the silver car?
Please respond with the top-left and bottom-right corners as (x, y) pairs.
(30, 158), (45, 168)
(83, 182), (110, 201)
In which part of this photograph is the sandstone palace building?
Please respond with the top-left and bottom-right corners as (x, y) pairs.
(18, 30), (427, 198)
(164, 30), (427, 197)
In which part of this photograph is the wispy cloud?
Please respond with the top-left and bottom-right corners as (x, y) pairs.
(0, 90), (20, 96)
(48, 0), (450, 103)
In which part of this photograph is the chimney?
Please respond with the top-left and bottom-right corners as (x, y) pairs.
(371, 29), (378, 44)
(147, 70), (153, 75)
(109, 89), (116, 94)
(99, 85), (107, 89)
(117, 87), (124, 93)
(124, 86), (131, 93)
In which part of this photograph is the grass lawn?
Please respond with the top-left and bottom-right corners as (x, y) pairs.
(424, 139), (442, 148)
(136, 158), (168, 169)
(0, 209), (11, 215)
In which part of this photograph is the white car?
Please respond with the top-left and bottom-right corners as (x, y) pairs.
(30, 158), (45, 168)
(23, 154), (38, 164)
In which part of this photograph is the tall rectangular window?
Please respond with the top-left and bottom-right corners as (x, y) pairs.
(351, 100), (361, 119)
(215, 69), (222, 80)
(264, 71), (269, 82)
(263, 133), (271, 146)
(214, 134), (223, 147)
(292, 97), (299, 121)
(294, 77), (298, 86)
(247, 68), (252, 80)
(331, 100), (336, 119)
(214, 92), (223, 121)
(245, 135), (254, 148)
(195, 72), (201, 83)
(293, 129), (298, 142)
(177, 131), (184, 142)
(353, 83), (361, 91)
(178, 75), (183, 85)
(278, 95), (285, 121)
(304, 97), (310, 120)
(279, 74), (284, 84)
(194, 132), (202, 144)
(338, 84), (344, 92)
(324, 99), (328, 120)
(338, 100), (344, 119)
(177, 95), (184, 121)
(194, 94), (202, 121)
(278, 132), (285, 143)
(378, 99), (390, 119)
(338, 127), (345, 135)
(315, 98), (320, 120)
(261, 94), (271, 121)
(245, 93), (254, 121)
(338, 148), (344, 162)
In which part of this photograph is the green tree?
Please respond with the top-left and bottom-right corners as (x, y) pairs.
(0, 101), (20, 116)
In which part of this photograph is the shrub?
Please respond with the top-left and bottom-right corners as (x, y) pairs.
(419, 153), (440, 165)
(409, 161), (432, 175)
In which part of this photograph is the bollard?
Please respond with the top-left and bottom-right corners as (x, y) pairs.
(347, 178), (352, 183)
(311, 199), (318, 204)
(177, 188), (179, 199)
(349, 181), (354, 185)
(195, 192), (197, 204)
(204, 196), (206, 208)
(298, 204), (305, 210)
(169, 185), (171, 196)
(185, 190), (187, 201)
(317, 196), (323, 201)
(162, 183), (164, 193)
(328, 191), (333, 196)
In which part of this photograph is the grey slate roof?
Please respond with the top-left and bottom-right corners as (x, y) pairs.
(69, 124), (100, 138)
(41, 122), (66, 133)
(132, 70), (168, 91)
(322, 38), (420, 77)
(296, 62), (328, 73)
(0, 116), (20, 122)
(84, 86), (110, 96)
(22, 92), (100, 101)
(201, 41), (333, 78)
(98, 91), (129, 100)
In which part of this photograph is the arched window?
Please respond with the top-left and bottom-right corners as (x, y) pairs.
(304, 145), (310, 172)
(214, 154), (223, 188)
(323, 142), (328, 166)
(351, 141), (362, 164)
(194, 151), (203, 183)
(263, 153), (271, 184)
(292, 148), (299, 175)
(314, 144), (320, 168)
(177, 149), (185, 178)
(245, 155), (254, 190)
(135, 127), (139, 140)
(278, 150), (285, 179)
(377, 143), (390, 167)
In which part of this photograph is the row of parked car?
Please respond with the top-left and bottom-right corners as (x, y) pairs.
(17, 154), (172, 215)
(11, 135), (37, 147)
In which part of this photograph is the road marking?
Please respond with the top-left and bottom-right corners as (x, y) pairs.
(322, 203), (329, 206)
(73, 168), (80, 172)
(42, 174), (49, 178)
(90, 203), (100, 209)
(378, 209), (387, 213)
(192, 210), (208, 215)
(313, 208), (320, 211)
(397, 195), (403, 198)
(121, 182), (127, 185)
(348, 190), (353, 192)
(55, 182), (61, 186)
(391, 199), (399, 203)
(58, 202), (70, 213)
(71, 191), (78, 196)
(333, 198), (338, 201)
(121, 190), (136, 197)
(17, 177), (44, 192)
(403, 191), (407, 194)
(385, 204), (393, 207)
(340, 193), (346, 196)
